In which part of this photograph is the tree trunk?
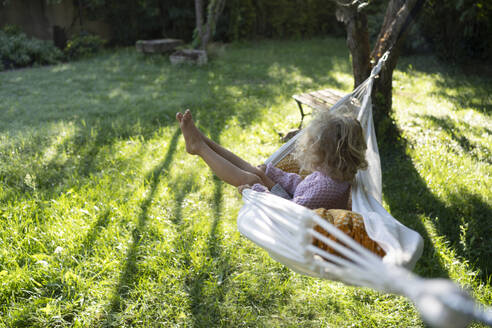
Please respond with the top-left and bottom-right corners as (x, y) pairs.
(370, 0), (425, 124)
(77, 0), (84, 29)
(201, 0), (226, 50)
(194, 0), (204, 48)
(194, 0), (226, 50)
(336, 5), (371, 89)
(158, 2), (168, 37)
(337, 0), (425, 125)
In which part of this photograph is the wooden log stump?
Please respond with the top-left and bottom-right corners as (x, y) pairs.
(169, 49), (208, 65)
(135, 39), (183, 54)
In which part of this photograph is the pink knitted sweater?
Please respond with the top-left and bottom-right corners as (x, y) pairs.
(251, 164), (351, 210)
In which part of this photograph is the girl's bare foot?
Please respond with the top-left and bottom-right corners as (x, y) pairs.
(176, 109), (204, 155)
(176, 109), (208, 140)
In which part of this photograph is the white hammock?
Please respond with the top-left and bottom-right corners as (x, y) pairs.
(236, 53), (492, 327)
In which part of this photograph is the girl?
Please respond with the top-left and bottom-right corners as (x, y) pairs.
(176, 108), (367, 210)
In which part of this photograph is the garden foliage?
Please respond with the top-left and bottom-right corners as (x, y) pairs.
(1, 1), (490, 65)
(222, 0), (344, 40)
(81, 0), (343, 45)
(64, 32), (105, 59)
(0, 26), (63, 70)
(78, 0), (491, 62)
(417, 0), (492, 60)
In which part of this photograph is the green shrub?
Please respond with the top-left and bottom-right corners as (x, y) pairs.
(2, 24), (23, 36)
(223, 0), (344, 41)
(64, 32), (106, 59)
(83, 0), (196, 45)
(0, 28), (63, 70)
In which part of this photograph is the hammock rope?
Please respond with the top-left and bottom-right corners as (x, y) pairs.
(237, 53), (492, 327)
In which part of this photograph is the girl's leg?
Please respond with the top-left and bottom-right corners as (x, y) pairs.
(177, 110), (275, 188)
(178, 110), (275, 187)
(202, 130), (259, 173)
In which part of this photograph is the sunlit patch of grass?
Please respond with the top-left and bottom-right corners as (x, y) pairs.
(0, 39), (490, 327)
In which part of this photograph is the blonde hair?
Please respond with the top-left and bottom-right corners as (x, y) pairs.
(293, 110), (368, 182)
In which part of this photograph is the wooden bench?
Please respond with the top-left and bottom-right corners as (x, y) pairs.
(292, 88), (344, 128)
(135, 39), (183, 54)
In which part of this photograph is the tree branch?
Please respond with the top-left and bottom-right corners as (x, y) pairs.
(371, 0), (424, 63)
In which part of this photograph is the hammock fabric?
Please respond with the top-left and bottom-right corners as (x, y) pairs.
(238, 53), (424, 274)
(236, 53), (492, 328)
(274, 156), (386, 258)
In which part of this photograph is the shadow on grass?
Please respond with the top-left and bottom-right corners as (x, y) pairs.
(184, 177), (231, 327)
(1, 39), (353, 205)
(380, 124), (491, 281)
(431, 78), (492, 115)
(0, 114), (176, 207)
(7, 207), (115, 327)
(169, 176), (195, 226)
(169, 97), (234, 325)
(1, 40), (359, 325)
(100, 128), (180, 325)
(397, 55), (492, 115)
(416, 115), (491, 277)
(74, 209), (112, 259)
(419, 114), (492, 165)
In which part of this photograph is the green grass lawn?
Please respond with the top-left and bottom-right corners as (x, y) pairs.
(0, 38), (490, 327)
